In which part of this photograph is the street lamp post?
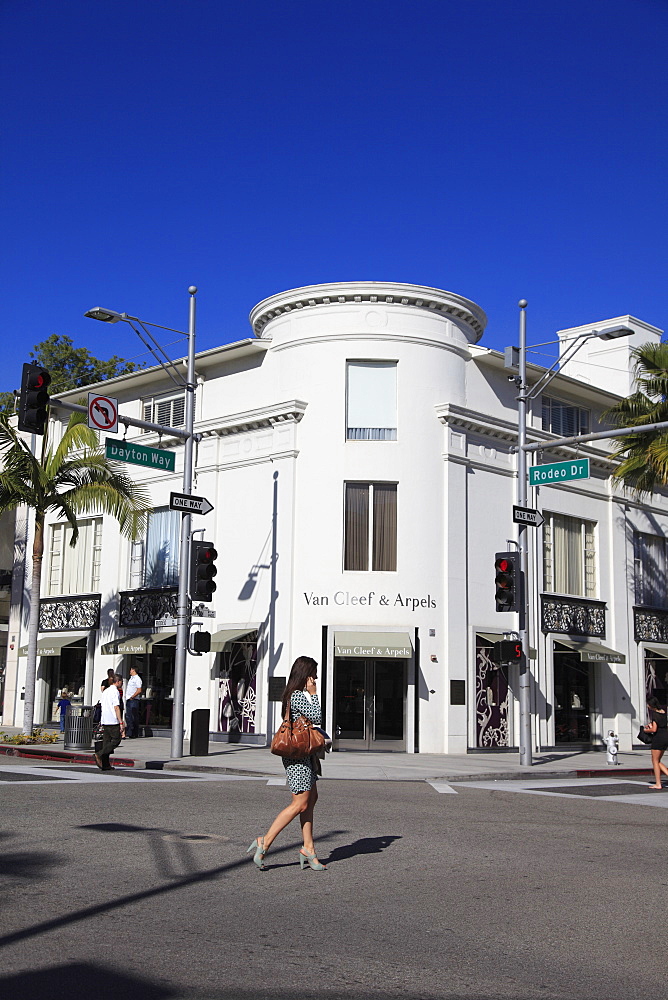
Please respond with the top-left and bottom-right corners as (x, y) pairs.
(86, 286), (198, 759)
(512, 307), (634, 765)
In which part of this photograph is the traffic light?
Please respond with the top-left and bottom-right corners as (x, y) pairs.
(492, 639), (522, 665)
(494, 551), (520, 612)
(190, 630), (212, 654)
(17, 363), (51, 435)
(189, 541), (218, 602)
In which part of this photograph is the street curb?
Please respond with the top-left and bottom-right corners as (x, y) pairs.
(0, 744), (135, 768)
(160, 761), (277, 777)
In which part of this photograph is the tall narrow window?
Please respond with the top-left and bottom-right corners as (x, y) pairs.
(47, 518), (103, 596)
(143, 508), (180, 587)
(346, 361), (397, 440)
(543, 513), (596, 598)
(344, 483), (397, 571)
(634, 532), (668, 607)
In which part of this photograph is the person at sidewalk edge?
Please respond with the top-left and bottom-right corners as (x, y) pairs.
(96, 674), (125, 771)
(125, 665), (143, 738)
(644, 695), (668, 789)
(247, 656), (326, 872)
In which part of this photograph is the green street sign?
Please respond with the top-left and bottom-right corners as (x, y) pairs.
(529, 458), (590, 486)
(106, 438), (175, 472)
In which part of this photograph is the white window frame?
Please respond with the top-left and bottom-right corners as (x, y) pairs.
(346, 361), (397, 441)
(634, 531), (668, 608)
(47, 518), (103, 596)
(543, 513), (597, 598)
(343, 482), (398, 572)
(142, 392), (185, 430)
(541, 396), (590, 437)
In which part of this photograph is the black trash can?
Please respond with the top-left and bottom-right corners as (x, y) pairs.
(64, 705), (95, 751)
(190, 709), (210, 756)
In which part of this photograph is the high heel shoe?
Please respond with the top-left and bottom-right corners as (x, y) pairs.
(247, 837), (267, 869)
(299, 849), (326, 871)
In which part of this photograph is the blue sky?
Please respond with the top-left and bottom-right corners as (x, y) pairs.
(2, 0), (666, 394)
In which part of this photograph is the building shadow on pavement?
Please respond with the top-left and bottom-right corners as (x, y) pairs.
(0, 963), (568, 1000)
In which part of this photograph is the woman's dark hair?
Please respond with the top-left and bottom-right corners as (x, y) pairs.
(647, 695), (666, 710)
(281, 656), (318, 716)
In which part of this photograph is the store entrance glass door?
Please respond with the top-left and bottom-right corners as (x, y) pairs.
(333, 657), (406, 751)
(554, 650), (592, 744)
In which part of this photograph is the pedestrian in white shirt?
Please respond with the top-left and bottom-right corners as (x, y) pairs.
(125, 665), (143, 739)
(96, 674), (125, 771)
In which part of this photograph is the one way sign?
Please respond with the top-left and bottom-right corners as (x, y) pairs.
(169, 492), (214, 516)
(513, 505), (544, 528)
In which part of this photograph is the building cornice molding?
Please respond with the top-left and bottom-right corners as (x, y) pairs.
(250, 282), (487, 341)
(197, 400), (308, 438)
(435, 402), (616, 472)
(271, 331), (472, 361)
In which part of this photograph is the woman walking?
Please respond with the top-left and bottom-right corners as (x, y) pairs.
(248, 656), (326, 871)
(644, 694), (668, 789)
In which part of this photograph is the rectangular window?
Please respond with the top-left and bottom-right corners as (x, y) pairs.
(47, 518), (103, 596)
(346, 361), (397, 440)
(143, 393), (185, 429)
(344, 483), (397, 571)
(132, 507), (181, 588)
(542, 396), (589, 437)
(634, 531), (668, 607)
(543, 513), (596, 598)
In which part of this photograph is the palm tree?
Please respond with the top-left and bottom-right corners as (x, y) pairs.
(0, 411), (151, 734)
(604, 342), (668, 496)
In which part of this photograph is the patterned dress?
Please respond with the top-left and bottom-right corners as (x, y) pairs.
(282, 690), (322, 793)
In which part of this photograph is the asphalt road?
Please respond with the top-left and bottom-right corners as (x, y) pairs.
(0, 760), (663, 1000)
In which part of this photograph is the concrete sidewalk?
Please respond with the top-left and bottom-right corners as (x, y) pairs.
(0, 728), (654, 780)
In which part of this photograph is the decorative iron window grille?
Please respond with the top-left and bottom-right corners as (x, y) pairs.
(634, 606), (668, 644)
(119, 587), (180, 628)
(39, 594), (101, 632)
(540, 594), (606, 637)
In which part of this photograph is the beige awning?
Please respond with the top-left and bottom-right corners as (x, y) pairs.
(101, 631), (176, 655)
(210, 626), (259, 651)
(19, 632), (88, 657)
(644, 645), (668, 658)
(334, 631), (412, 658)
(556, 639), (626, 664)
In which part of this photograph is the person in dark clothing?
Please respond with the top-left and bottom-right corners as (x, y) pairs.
(644, 695), (668, 789)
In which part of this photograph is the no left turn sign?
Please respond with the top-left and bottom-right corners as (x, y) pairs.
(88, 393), (119, 434)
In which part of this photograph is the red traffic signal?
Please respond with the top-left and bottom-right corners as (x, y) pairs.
(495, 551), (520, 612)
(189, 541), (218, 602)
(17, 363), (51, 435)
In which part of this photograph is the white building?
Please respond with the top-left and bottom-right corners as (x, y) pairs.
(3, 281), (667, 754)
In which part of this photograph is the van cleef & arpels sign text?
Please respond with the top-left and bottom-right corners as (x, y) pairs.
(303, 590), (436, 611)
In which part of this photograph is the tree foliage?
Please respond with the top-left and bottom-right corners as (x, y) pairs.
(604, 342), (668, 496)
(30, 334), (142, 394)
(0, 335), (142, 417)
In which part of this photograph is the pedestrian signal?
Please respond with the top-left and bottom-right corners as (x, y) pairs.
(492, 640), (522, 664)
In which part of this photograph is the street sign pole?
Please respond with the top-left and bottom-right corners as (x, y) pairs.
(171, 287), (197, 761)
(516, 300), (532, 767)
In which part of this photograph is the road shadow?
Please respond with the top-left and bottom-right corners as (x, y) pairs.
(0, 963), (175, 1000)
(0, 849), (61, 879)
(322, 834), (402, 865)
(0, 962), (572, 1000)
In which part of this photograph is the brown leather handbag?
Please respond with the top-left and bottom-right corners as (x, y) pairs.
(270, 708), (326, 758)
